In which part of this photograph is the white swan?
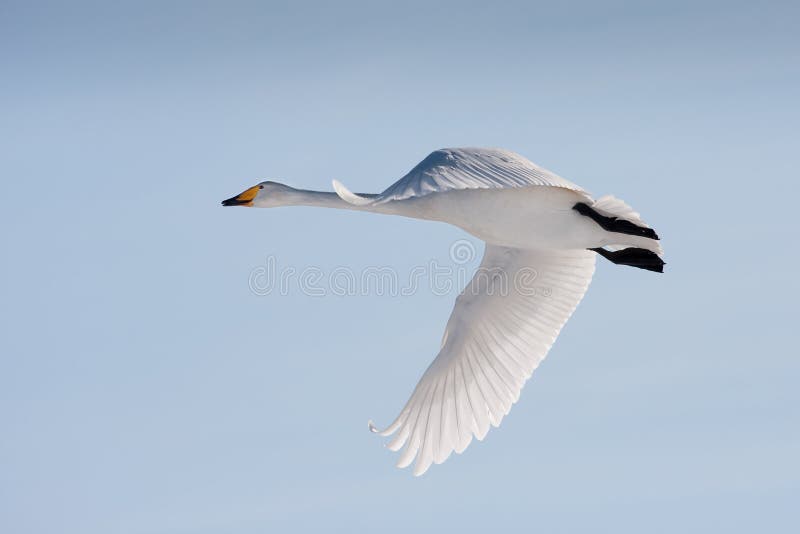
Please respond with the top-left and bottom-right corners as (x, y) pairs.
(222, 147), (664, 475)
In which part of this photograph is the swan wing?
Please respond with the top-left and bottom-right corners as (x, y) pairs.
(380, 147), (586, 203)
(333, 147), (588, 206)
(370, 245), (596, 475)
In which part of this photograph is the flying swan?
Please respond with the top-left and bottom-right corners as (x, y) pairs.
(222, 147), (664, 476)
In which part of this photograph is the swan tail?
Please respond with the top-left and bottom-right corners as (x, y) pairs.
(574, 195), (665, 270)
(332, 180), (376, 206)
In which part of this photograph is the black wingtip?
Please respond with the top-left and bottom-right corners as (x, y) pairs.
(574, 202), (659, 240)
(590, 247), (665, 273)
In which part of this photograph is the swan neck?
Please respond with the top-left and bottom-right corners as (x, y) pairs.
(279, 188), (391, 213)
(283, 189), (355, 209)
(270, 186), (424, 218)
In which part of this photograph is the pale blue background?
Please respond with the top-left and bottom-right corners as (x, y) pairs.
(1, 1), (798, 532)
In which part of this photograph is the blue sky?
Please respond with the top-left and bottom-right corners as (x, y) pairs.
(1, 1), (798, 532)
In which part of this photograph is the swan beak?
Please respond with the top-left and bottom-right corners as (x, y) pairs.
(222, 185), (260, 207)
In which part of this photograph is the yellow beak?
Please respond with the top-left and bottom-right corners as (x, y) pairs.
(221, 185), (260, 207)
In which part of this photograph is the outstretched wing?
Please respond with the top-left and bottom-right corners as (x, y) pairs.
(334, 148), (588, 205)
(370, 246), (596, 475)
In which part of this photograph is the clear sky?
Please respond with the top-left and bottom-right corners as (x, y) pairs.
(1, 1), (798, 532)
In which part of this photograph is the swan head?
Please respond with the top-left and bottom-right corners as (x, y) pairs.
(221, 181), (292, 208)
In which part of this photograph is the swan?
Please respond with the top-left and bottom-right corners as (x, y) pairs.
(222, 147), (664, 476)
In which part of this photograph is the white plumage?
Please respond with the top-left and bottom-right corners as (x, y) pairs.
(223, 147), (664, 475)
(335, 147), (586, 204)
(369, 246), (595, 476)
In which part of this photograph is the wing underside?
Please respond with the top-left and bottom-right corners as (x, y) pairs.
(370, 245), (596, 475)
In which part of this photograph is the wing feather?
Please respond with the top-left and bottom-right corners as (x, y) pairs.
(335, 148), (588, 206)
(370, 246), (596, 475)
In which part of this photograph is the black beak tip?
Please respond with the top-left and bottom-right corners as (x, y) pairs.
(221, 197), (244, 207)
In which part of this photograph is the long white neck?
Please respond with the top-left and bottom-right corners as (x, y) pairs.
(265, 185), (425, 218)
(280, 188), (369, 211)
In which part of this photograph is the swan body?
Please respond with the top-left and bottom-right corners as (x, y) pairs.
(372, 187), (650, 250)
(222, 147), (664, 475)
